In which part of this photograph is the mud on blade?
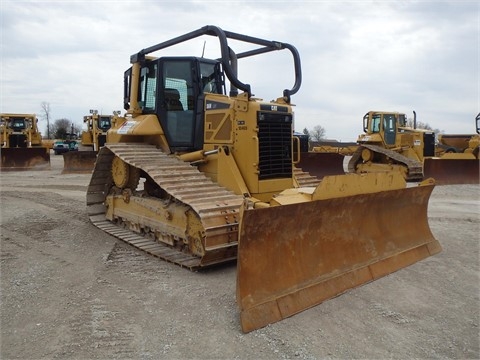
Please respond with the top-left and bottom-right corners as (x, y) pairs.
(62, 151), (97, 174)
(236, 185), (441, 333)
(0, 147), (50, 170)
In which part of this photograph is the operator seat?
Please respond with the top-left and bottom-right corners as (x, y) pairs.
(164, 88), (184, 111)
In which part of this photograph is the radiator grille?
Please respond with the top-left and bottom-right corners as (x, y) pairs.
(257, 111), (293, 180)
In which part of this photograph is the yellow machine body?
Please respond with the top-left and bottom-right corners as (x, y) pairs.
(0, 113), (50, 170)
(63, 111), (113, 173)
(349, 111), (479, 184)
(86, 26), (441, 333)
(80, 111), (112, 151)
(348, 111), (433, 181)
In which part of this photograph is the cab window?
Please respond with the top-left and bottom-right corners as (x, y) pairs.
(200, 62), (223, 94)
(139, 62), (158, 112)
(371, 114), (381, 133)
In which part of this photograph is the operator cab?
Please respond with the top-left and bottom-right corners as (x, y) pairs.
(124, 57), (225, 152)
(97, 116), (112, 132)
(10, 117), (27, 131)
(363, 112), (398, 145)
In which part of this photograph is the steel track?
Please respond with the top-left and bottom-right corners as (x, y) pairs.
(348, 144), (423, 181)
(86, 143), (244, 270)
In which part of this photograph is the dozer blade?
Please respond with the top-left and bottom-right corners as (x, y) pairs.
(237, 183), (441, 333)
(296, 152), (345, 179)
(424, 158), (479, 185)
(0, 147), (50, 170)
(62, 151), (97, 174)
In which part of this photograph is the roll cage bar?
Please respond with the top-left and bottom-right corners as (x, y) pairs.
(130, 25), (302, 102)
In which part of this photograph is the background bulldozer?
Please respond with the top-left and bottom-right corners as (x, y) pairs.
(62, 110), (114, 173)
(80, 110), (113, 151)
(86, 25), (441, 333)
(0, 113), (50, 170)
(348, 110), (479, 184)
(348, 110), (434, 181)
(423, 113), (480, 184)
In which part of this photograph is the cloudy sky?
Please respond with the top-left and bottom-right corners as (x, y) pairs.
(1, 0), (478, 141)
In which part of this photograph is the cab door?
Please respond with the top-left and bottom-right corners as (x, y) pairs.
(383, 114), (396, 146)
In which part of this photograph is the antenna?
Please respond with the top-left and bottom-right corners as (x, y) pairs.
(201, 41), (206, 58)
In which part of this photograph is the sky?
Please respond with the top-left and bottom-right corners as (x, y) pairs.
(1, 0), (478, 141)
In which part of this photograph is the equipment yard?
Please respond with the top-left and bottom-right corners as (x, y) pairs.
(0, 154), (478, 359)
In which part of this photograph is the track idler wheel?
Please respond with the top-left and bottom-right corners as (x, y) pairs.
(361, 148), (374, 162)
(111, 156), (140, 189)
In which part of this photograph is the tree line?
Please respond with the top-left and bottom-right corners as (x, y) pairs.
(37, 101), (440, 142)
(302, 125), (326, 141)
(39, 102), (81, 139)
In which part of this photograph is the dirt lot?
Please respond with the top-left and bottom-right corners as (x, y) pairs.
(1, 153), (479, 359)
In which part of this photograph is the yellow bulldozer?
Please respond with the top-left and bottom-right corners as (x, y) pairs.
(80, 110), (113, 151)
(86, 26), (441, 333)
(348, 110), (434, 181)
(349, 110), (479, 184)
(0, 113), (50, 170)
(62, 110), (114, 173)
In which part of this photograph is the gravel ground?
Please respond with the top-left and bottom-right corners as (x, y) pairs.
(1, 153), (479, 359)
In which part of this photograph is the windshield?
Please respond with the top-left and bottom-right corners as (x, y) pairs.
(11, 118), (27, 130)
(98, 116), (112, 131)
(200, 62), (223, 94)
(371, 114), (381, 133)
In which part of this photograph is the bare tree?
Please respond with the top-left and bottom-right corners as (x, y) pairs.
(51, 118), (71, 139)
(406, 118), (443, 134)
(309, 125), (326, 141)
(40, 102), (51, 139)
(302, 127), (310, 137)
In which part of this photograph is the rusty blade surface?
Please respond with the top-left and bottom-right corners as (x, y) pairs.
(0, 147), (51, 170)
(423, 158), (479, 185)
(236, 185), (441, 333)
(62, 151), (97, 174)
(296, 152), (345, 179)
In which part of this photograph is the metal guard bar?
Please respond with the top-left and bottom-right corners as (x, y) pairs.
(130, 25), (302, 100)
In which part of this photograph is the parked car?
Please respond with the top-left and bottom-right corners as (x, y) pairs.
(53, 141), (70, 155)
